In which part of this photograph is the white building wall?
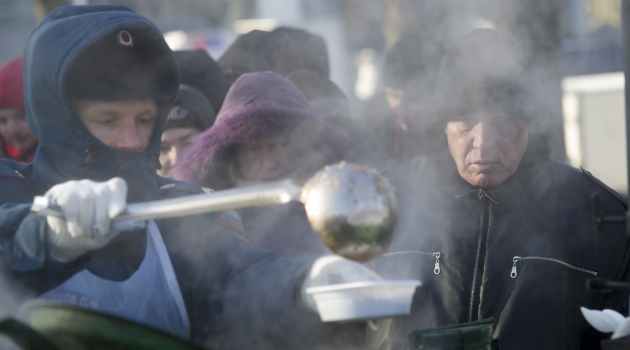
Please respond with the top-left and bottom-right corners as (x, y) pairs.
(562, 72), (627, 195)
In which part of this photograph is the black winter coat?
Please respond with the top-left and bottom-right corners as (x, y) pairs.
(368, 135), (630, 350)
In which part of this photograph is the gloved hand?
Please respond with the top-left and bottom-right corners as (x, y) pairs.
(300, 255), (383, 313)
(44, 177), (127, 262)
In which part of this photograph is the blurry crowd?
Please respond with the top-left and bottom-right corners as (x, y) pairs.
(0, 24), (446, 258)
(1, 4), (630, 350)
(1, 24), (444, 178)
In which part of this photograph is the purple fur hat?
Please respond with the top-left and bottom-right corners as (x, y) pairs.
(174, 71), (362, 189)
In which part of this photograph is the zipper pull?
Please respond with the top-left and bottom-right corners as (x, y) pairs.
(433, 252), (441, 274)
(511, 256), (521, 278)
(478, 189), (484, 200)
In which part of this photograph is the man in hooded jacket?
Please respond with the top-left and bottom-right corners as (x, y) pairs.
(367, 29), (630, 350)
(0, 5), (376, 349)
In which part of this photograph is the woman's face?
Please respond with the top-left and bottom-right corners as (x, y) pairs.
(236, 135), (301, 182)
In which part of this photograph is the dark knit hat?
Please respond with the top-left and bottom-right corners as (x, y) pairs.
(269, 27), (330, 78)
(0, 57), (24, 110)
(173, 49), (229, 113)
(66, 27), (177, 101)
(382, 35), (445, 90)
(217, 30), (275, 85)
(435, 29), (541, 125)
(165, 84), (215, 131)
(286, 69), (354, 134)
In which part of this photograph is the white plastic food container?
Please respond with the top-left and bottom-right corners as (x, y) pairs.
(306, 279), (421, 322)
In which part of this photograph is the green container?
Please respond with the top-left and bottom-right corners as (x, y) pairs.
(21, 301), (204, 350)
(408, 318), (499, 350)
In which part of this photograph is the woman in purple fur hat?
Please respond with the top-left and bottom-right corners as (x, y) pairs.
(175, 71), (363, 256)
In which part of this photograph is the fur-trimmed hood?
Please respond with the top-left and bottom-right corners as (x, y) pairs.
(174, 71), (361, 189)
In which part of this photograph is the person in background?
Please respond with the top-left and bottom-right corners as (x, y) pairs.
(269, 26), (330, 78)
(0, 57), (38, 163)
(367, 29), (630, 350)
(217, 30), (275, 85)
(360, 35), (445, 170)
(158, 84), (215, 179)
(217, 26), (330, 85)
(287, 69), (357, 140)
(173, 49), (229, 113)
(0, 5), (379, 350)
(175, 71), (362, 257)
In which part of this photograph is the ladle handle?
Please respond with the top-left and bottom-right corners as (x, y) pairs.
(31, 180), (302, 230)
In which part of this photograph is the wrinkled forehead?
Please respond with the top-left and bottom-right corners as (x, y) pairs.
(449, 109), (526, 122)
(442, 96), (532, 125)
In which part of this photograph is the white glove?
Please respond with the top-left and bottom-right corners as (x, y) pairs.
(300, 255), (383, 312)
(44, 177), (127, 262)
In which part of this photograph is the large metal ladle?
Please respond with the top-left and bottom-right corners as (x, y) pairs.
(31, 162), (398, 261)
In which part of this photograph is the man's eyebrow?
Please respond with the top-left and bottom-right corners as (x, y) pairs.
(138, 108), (158, 116)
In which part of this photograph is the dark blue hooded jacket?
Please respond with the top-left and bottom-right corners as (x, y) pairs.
(0, 5), (364, 349)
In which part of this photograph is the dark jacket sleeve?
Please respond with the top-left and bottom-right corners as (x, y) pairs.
(0, 204), (92, 293)
(0, 162), (89, 293)
(163, 211), (366, 349)
(579, 169), (630, 349)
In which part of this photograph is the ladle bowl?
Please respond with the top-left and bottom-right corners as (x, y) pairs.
(302, 162), (397, 261)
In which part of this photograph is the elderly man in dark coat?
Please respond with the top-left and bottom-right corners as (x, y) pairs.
(368, 29), (630, 350)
